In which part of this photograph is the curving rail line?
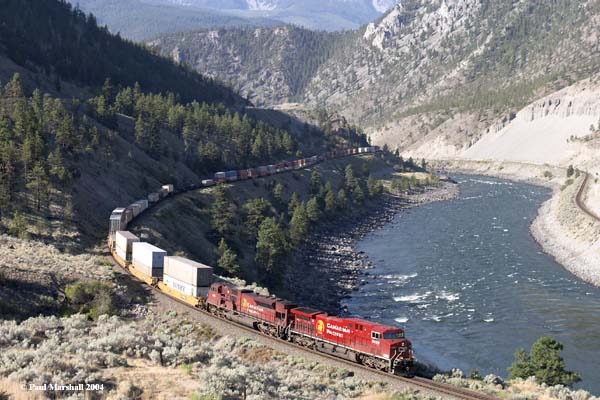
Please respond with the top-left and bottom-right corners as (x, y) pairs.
(575, 172), (600, 222)
(109, 151), (500, 400)
(112, 257), (499, 400)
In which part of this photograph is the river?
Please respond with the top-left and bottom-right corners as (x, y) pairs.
(346, 175), (600, 393)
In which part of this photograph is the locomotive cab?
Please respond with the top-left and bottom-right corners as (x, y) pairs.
(380, 328), (414, 374)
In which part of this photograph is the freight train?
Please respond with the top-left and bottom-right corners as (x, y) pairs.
(107, 146), (415, 375)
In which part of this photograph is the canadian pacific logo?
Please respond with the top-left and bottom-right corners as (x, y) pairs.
(242, 298), (248, 309)
(316, 320), (325, 334)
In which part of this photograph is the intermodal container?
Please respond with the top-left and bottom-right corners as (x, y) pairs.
(248, 169), (258, 179)
(214, 172), (226, 182)
(162, 184), (174, 193)
(148, 192), (160, 202)
(129, 203), (142, 217)
(225, 171), (238, 182)
(109, 210), (125, 236)
(258, 166), (269, 177)
(115, 246), (128, 263)
(163, 274), (204, 297)
(164, 256), (213, 287)
(202, 179), (215, 186)
(239, 170), (249, 180)
(116, 231), (140, 255)
(267, 165), (276, 175)
(132, 242), (166, 277)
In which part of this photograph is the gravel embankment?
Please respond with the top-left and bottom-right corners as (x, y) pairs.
(285, 182), (459, 312)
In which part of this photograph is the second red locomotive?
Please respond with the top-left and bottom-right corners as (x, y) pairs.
(207, 283), (414, 375)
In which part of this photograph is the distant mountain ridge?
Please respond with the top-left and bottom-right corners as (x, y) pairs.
(69, 0), (402, 36)
(154, 0), (600, 156)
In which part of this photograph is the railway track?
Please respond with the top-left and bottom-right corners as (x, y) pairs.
(111, 256), (499, 400)
(109, 153), (501, 399)
(575, 172), (600, 222)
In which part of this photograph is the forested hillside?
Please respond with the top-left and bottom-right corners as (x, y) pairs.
(0, 0), (242, 105)
(151, 26), (347, 105)
(154, 0), (600, 154)
(0, 0), (357, 247)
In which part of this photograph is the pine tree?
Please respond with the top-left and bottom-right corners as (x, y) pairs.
(508, 337), (580, 387)
(306, 196), (321, 222)
(351, 182), (364, 205)
(344, 164), (356, 188)
(27, 162), (49, 211)
(243, 198), (271, 239)
(272, 182), (284, 206)
(210, 185), (234, 236)
(218, 238), (240, 276)
(324, 185), (336, 213)
(255, 217), (288, 274)
(134, 115), (146, 146)
(48, 148), (69, 183)
(289, 203), (310, 246)
(4, 73), (24, 98)
(310, 170), (322, 194)
(288, 192), (300, 216)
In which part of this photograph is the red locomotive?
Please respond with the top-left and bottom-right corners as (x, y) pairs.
(206, 283), (414, 375)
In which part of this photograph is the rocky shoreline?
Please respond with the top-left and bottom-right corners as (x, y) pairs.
(430, 159), (600, 288)
(285, 182), (459, 313)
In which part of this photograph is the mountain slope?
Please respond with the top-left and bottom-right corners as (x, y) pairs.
(157, 0), (600, 154)
(150, 26), (343, 105)
(1, 0), (244, 105)
(0, 0), (348, 248)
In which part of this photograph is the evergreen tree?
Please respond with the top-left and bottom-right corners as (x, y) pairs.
(310, 170), (322, 194)
(272, 182), (284, 206)
(255, 217), (288, 274)
(324, 184), (336, 214)
(243, 198), (271, 239)
(287, 192), (300, 215)
(48, 148), (69, 183)
(289, 203), (309, 246)
(351, 182), (365, 205)
(134, 115), (146, 146)
(4, 73), (23, 98)
(210, 185), (234, 236)
(217, 238), (240, 276)
(306, 196), (321, 222)
(344, 164), (356, 188)
(26, 162), (49, 211)
(508, 337), (580, 387)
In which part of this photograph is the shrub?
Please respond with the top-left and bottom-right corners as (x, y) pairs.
(64, 281), (116, 320)
(566, 165), (575, 177)
(508, 336), (581, 387)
